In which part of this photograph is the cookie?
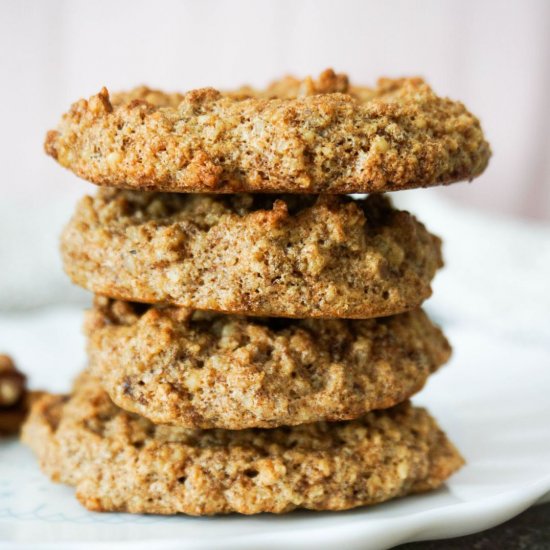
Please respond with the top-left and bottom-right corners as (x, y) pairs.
(45, 69), (490, 194)
(86, 297), (451, 429)
(22, 372), (464, 515)
(61, 191), (443, 319)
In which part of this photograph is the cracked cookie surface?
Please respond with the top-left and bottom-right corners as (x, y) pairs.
(22, 372), (464, 515)
(86, 297), (451, 429)
(62, 191), (443, 318)
(45, 69), (490, 193)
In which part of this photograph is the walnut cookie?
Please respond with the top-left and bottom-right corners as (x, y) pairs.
(61, 191), (443, 319)
(22, 371), (464, 515)
(45, 69), (490, 194)
(86, 297), (451, 429)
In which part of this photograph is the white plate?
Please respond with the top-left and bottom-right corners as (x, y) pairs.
(0, 305), (549, 550)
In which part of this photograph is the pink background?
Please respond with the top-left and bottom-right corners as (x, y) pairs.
(1, 0), (549, 218)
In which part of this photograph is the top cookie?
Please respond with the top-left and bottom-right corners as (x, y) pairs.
(45, 69), (490, 193)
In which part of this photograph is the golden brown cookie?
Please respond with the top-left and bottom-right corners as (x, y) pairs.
(22, 372), (464, 515)
(61, 191), (443, 319)
(45, 69), (490, 194)
(86, 297), (451, 429)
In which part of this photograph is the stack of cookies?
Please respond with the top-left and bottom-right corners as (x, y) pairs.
(23, 70), (490, 515)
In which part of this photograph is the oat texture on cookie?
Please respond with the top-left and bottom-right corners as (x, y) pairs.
(85, 297), (451, 429)
(61, 190), (443, 318)
(45, 69), (490, 194)
(22, 372), (464, 515)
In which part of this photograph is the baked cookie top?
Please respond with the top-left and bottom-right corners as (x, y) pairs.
(22, 372), (463, 515)
(45, 69), (490, 193)
(62, 191), (442, 318)
(86, 297), (451, 429)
